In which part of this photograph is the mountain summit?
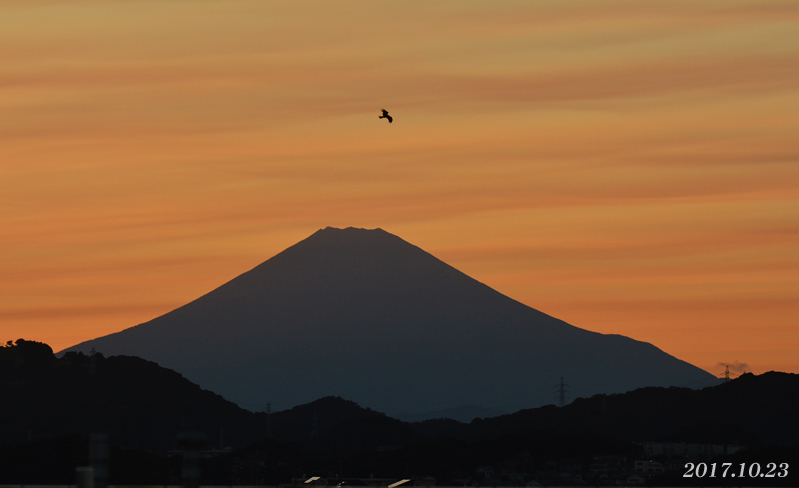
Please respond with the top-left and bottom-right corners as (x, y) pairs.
(64, 227), (716, 419)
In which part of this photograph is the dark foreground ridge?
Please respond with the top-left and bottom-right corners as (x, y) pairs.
(63, 227), (716, 419)
(1, 340), (798, 486)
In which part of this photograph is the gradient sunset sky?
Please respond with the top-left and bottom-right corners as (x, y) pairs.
(2, 1), (797, 378)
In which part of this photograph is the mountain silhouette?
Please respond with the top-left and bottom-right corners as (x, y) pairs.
(464, 371), (799, 446)
(63, 227), (716, 419)
(0, 344), (259, 451)
(0, 340), (385, 453)
(3, 344), (796, 487)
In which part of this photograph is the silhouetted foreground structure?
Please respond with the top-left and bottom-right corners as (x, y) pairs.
(1, 340), (798, 486)
(64, 227), (716, 420)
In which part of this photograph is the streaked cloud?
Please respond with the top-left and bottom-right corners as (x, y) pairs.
(0, 0), (797, 375)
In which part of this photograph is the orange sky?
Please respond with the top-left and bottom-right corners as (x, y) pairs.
(1, 1), (797, 379)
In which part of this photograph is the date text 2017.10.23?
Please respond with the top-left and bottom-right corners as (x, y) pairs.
(684, 462), (788, 479)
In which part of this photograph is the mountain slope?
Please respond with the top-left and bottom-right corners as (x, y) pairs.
(464, 371), (799, 446)
(0, 340), (259, 451)
(0, 340), (386, 452)
(63, 227), (716, 418)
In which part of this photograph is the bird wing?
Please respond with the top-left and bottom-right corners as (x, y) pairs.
(381, 109), (389, 116)
(387, 115), (393, 123)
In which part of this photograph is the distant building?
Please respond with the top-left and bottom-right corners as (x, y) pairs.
(634, 460), (665, 475)
(627, 473), (647, 485)
(641, 441), (744, 457)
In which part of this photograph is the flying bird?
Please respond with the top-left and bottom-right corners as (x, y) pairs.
(379, 109), (393, 123)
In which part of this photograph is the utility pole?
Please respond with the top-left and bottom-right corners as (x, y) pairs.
(722, 365), (731, 382)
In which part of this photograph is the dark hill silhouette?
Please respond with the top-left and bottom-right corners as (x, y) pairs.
(206, 372), (799, 486)
(1, 344), (797, 487)
(268, 395), (385, 441)
(63, 227), (716, 419)
(0, 340), (385, 452)
(0, 341), (260, 451)
(453, 372), (799, 447)
(0, 338), (55, 377)
(314, 414), (427, 453)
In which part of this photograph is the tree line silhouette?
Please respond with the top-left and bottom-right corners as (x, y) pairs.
(1, 339), (797, 486)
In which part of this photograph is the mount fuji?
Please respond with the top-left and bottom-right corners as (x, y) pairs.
(63, 227), (716, 420)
